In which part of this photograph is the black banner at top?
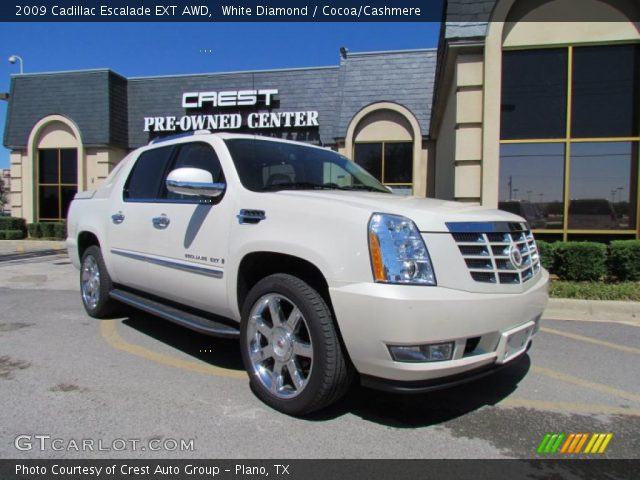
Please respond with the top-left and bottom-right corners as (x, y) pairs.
(3, 0), (640, 23)
(3, 0), (445, 22)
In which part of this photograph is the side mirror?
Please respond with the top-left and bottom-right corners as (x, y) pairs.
(166, 168), (225, 198)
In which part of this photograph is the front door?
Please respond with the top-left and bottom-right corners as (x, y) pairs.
(141, 141), (233, 317)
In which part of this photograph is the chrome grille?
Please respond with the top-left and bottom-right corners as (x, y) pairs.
(450, 225), (541, 285)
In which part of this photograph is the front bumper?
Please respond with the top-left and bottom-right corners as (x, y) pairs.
(330, 270), (548, 383)
(66, 237), (80, 269)
(361, 344), (530, 393)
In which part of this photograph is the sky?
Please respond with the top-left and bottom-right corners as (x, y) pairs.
(0, 22), (440, 169)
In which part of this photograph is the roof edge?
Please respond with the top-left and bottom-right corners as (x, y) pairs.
(10, 68), (126, 79)
(128, 64), (339, 81)
(347, 47), (437, 57)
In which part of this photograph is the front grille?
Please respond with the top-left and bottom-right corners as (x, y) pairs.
(451, 226), (541, 285)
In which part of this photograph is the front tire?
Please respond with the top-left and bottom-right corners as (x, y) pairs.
(80, 245), (117, 318)
(240, 274), (352, 415)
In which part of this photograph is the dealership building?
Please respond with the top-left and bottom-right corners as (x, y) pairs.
(3, 0), (639, 241)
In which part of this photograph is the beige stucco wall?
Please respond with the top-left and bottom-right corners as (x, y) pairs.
(434, 53), (484, 203)
(86, 148), (127, 189)
(353, 110), (413, 142)
(9, 151), (24, 220)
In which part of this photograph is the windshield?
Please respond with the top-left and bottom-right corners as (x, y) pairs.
(224, 138), (391, 194)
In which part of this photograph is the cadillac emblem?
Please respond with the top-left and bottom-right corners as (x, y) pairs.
(509, 245), (524, 269)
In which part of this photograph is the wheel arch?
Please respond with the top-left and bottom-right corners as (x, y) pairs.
(237, 252), (332, 316)
(235, 250), (356, 369)
(77, 231), (101, 262)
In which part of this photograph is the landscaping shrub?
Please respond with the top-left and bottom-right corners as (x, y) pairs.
(39, 222), (56, 238)
(553, 242), (607, 281)
(549, 281), (640, 302)
(0, 216), (27, 236)
(27, 223), (41, 238)
(535, 240), (555, 272)
(608, 240), (640, 281)
(53, 221), (66, 240)
(0, 229), (25, 240)
(26, 222), (66, 239)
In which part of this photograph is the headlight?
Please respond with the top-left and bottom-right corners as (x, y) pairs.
(368, 213), (436, 285)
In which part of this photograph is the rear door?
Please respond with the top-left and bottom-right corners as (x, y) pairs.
(106, 145), (175, 290)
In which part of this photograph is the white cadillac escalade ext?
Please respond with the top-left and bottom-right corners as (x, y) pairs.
(67, 132), (548, 415)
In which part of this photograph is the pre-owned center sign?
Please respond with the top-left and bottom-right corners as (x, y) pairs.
(143, 89), (320, 132)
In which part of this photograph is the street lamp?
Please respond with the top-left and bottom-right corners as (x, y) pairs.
(8, 55), (23, 74)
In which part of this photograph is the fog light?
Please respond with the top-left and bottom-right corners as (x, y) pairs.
(388, 342), (454, 363)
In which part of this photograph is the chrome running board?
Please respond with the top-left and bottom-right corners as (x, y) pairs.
(109, 289), (240, 339)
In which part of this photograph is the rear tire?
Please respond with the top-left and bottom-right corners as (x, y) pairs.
(80, 245), (117, 318)
(240, 273), (352, 415)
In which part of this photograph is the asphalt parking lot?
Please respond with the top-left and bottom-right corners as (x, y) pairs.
(1, 251), (639, 459)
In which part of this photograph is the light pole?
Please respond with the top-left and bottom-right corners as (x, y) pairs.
(8, 55), (24, 74)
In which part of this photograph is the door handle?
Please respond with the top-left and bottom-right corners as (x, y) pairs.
(111, 212), (125, 224)
(152, 214), (170, 229)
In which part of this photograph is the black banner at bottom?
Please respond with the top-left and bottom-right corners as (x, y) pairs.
(2, 459), (637, 480)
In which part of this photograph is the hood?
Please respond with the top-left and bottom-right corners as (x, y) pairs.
(270, 190), (525, 232)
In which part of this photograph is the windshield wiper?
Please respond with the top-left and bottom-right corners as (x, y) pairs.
(261, 182), (336, 191)
(336, 184), (386, 192)
(261, 182), (387, 193)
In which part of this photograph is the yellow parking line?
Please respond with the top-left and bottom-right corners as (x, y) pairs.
(500, 398), (640, 417)
(100, 320), (246, 380)
(532, 366), (640, 403)
(541, 327), (640, 355)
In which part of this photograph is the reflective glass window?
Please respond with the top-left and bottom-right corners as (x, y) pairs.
(384, 143), (413, 184)
(354, 143), (382, 182)
(499, 143), (566, 229)
(568, 142), (637, 230)
(501, 49), (568, 140)
(572, 45), (639, 138)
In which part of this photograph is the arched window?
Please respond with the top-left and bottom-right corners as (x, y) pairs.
(28, 117), (82, 222)
(347, 104), (422, 195)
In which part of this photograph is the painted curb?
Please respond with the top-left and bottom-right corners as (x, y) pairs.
(545, 298), (640, 324)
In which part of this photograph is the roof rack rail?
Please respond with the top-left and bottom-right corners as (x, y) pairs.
(148, 130), (211, 145)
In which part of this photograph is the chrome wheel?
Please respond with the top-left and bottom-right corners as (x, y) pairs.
(81, 255), (100, 310)
(246, 293), (314, 399)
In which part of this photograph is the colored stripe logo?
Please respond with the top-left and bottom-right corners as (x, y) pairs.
(537, 433), (613, 454)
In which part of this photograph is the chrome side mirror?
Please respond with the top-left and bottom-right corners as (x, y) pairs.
(166, 168), (225, 198)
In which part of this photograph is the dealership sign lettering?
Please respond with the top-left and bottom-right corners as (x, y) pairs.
(143, 89), (319, 132)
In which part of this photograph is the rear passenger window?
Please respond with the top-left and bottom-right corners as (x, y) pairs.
(124, 146), (174, 201)
(163, 142), (225, 201)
